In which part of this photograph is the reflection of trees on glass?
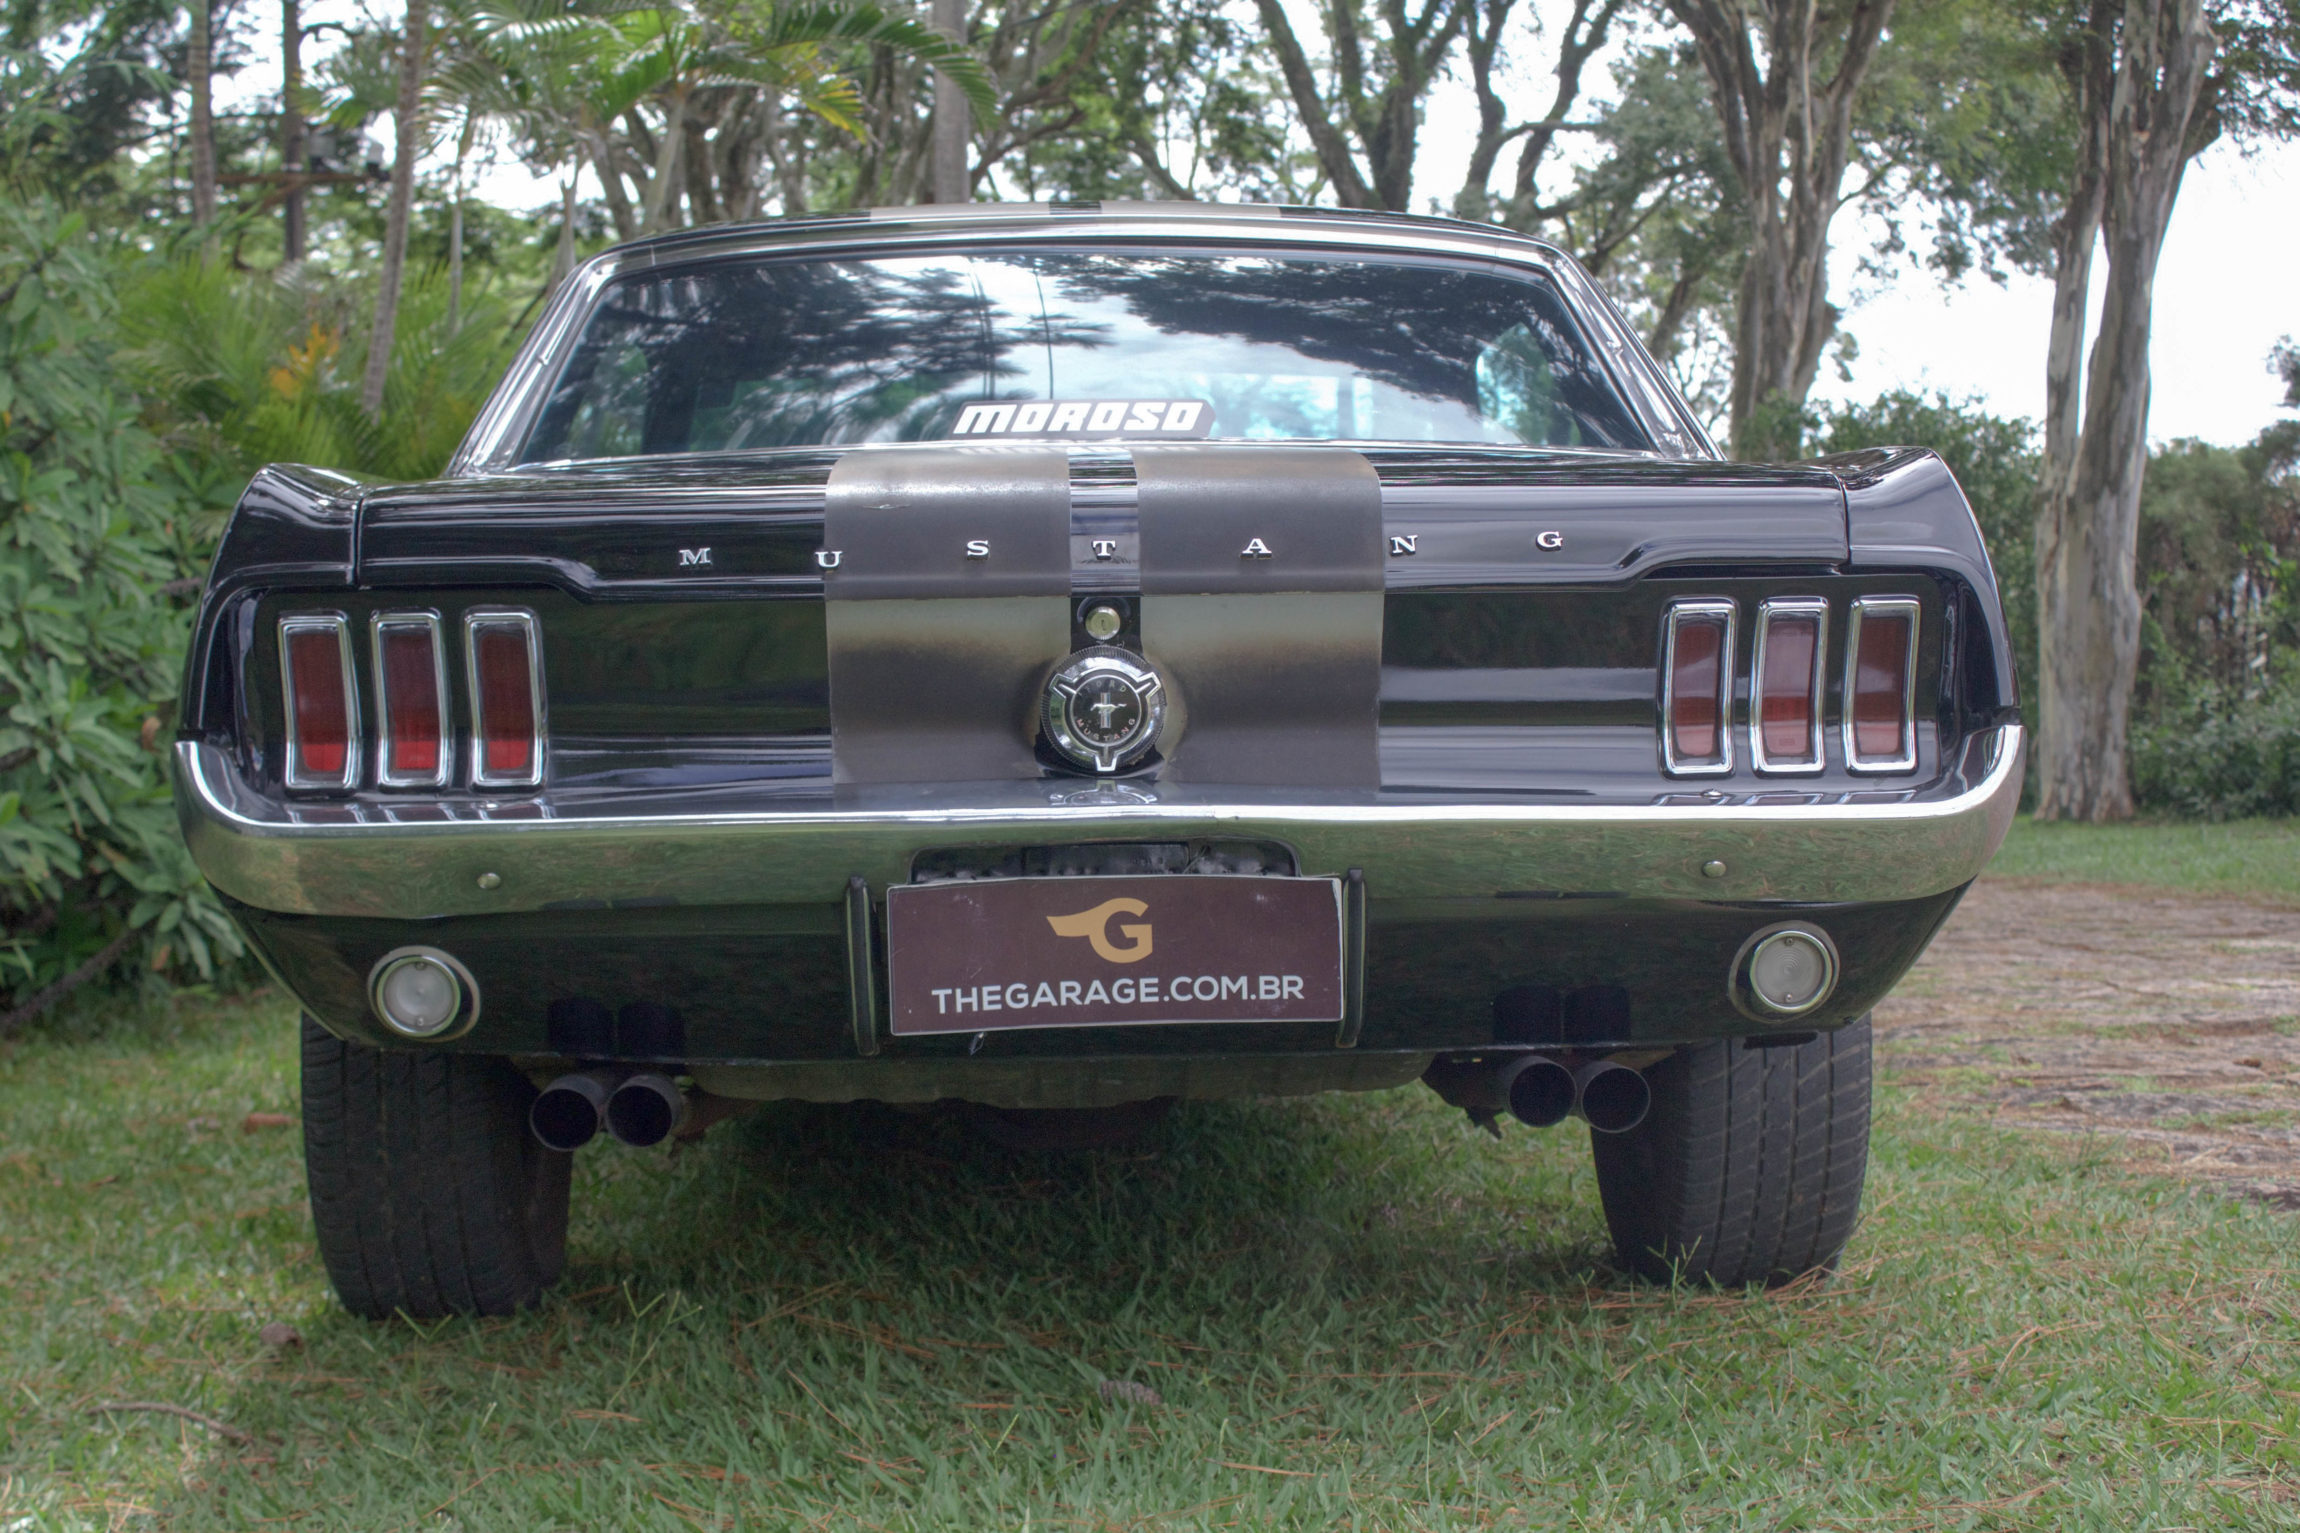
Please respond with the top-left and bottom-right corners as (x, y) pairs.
(525, 261), (1028, 459)
(521, 250), (1649, 459)
(1038, 255), (1643, 449)
(1478, 325), (1585, 446)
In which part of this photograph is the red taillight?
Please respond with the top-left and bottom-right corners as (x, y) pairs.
(1662, 600), (1735, 774)
(281, 615), (356, 790)
(466, 611), (543, 787)
(1846, 597), (1918, 772)
(1753, 598), (1826, 772)
(374, 615), (448, 786)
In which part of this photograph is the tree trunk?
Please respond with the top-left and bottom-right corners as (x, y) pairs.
(2032, 0), (2219, 821)
(641, 91), (685, 233)
(1665, 0), (1893, 459)
(585, 127), (638, 241)
(188, 0), (218, 227)
(447, 112), (475, 333)
(930, 0), (969, 202)
(359, 0), (426, 421)
(683, 112), (718, 225)
(552, 178), (577, 291)
(281, 0), (305, 261)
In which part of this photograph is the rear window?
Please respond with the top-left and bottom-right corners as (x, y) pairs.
(519, 250), (1652, 461)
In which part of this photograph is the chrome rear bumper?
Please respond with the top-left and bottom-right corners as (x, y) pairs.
(176, 729), (2022, 921)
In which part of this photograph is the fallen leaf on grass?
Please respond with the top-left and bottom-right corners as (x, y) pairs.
(1097, 1379), (1161, 1406)
(242, 1113), (296, 1133)
(259, 1322), (303, 1350)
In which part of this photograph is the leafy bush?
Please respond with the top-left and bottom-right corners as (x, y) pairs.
(0, 198), (246, 1026)
(121, 257), (523, 482)
(2132, 680), (2300, 819)
(1808, 389), (2041, 698)
(2133, 425), (2300, 712)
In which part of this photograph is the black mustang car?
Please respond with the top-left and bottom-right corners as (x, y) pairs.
(174, 203), (2019, 1318)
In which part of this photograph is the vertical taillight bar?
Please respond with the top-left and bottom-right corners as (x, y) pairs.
(1751, 597), (1827, 773)
(465, 609), (545, 788)
(1661, 598), (1735, 775)
(279, 614), (358, 791)
(1845, 596), (1920, 773)
(372, 612), (451, 788)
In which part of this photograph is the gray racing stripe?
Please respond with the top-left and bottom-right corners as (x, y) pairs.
(823, 447), (1071, 784)
(1134, 446), (1385, 786)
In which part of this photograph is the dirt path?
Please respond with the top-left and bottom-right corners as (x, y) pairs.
(1877, 879), (2300, 1208)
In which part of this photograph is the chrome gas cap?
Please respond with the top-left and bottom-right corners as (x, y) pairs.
(1044, 648), (1165, 774)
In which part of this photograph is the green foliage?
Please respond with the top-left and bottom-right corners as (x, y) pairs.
(2134, 425), (2300, 705)
(121, 257), (524, 482)
(2131, 680), (2300, 819)
(2124, 425), (2300, 818)
(0, 198), (245, 1016)
(1564, 41), (1745, 425)
(1810, 390), (2042, 696)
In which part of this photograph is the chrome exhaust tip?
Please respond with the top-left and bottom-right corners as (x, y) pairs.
(1574, 1061), (1651, 1135)
(604, 1072), (688, 1148)
(1500, 1055), (1576, 1128)
(530, 1069), (618, 1151)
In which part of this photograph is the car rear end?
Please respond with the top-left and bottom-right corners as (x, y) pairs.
(173, 206), (2020, 1315)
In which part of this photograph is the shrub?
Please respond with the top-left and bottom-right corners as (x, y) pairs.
(1808, 389), (2040, 699)
(0, 198), (245, 1029)
(2132, 679), (2300, 820)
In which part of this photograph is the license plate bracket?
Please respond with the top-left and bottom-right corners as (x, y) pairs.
(884, 874), (1345, 1036)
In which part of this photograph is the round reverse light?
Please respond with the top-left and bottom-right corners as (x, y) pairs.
(1734, 925), (1839, 1021)
(368, 948), (478, 1039)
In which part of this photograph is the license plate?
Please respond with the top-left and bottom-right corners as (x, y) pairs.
(884, 874), (1345, 1036)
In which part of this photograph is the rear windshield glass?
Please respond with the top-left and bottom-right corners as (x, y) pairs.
(518, 250), (1652, 461)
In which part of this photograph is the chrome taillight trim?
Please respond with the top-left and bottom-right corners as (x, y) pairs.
(1750, 596), (1828, 775)
(1843, 595), (1920, 774)
(278, 612), (359, 793)
(370, 612), (453, 789)
(463, 607), (546, 789)
(1659, 597), (1736, 776)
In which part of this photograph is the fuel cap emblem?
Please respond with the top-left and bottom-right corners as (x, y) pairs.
(1044, 648), (1165, 774)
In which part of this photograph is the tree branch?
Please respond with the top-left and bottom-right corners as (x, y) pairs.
(0, 926), (138, 1040)
(1254, 0), (1378, 207)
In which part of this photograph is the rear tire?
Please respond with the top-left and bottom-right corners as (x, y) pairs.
(1591, 1017), (1871, 1288)
(300, 1016), (570, 1319)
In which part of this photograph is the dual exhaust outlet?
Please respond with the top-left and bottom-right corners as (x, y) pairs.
(1423, 1054), (1652, 1135)
(530, 1069), (690, 1151)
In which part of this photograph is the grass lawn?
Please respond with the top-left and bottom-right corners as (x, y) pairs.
(1990, 814), (2300, 905)
(3, 988), (2296, 1530)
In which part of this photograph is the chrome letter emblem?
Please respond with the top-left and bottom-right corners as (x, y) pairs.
(814, 549), (843, 569)
(1241, 537), (1274, 559)
(1043, 647), (1166, 774)
(964, 539), (991, 559)
(1536, 530), (1565, 550)
(1388, 534), (1418, 556)
(679, 547), (712, 567)
(1091, 538), (1118, 561)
